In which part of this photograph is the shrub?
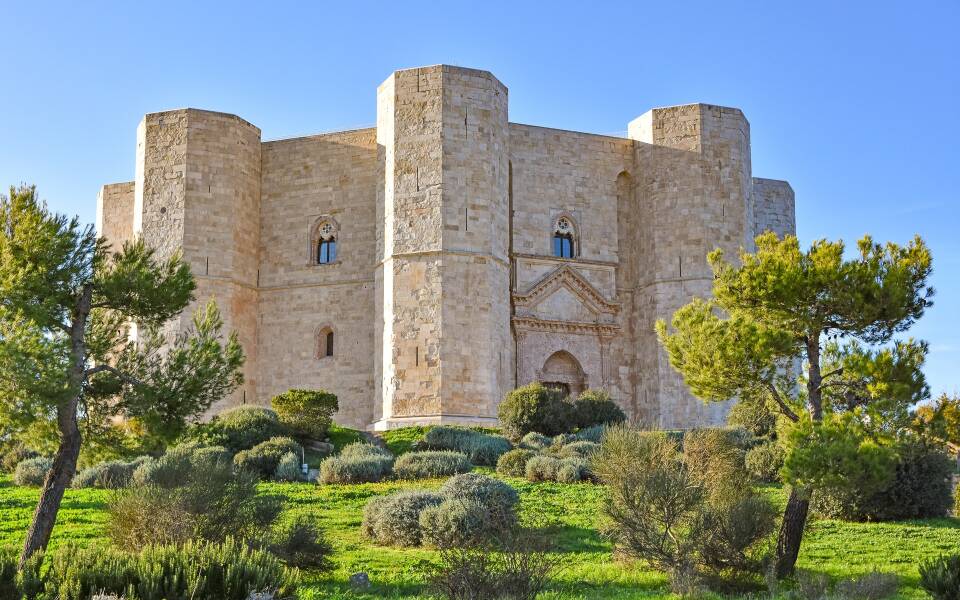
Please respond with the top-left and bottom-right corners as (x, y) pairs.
(427, 525), (559, 600)
(1, 445), (38, 473)
(393, 450), (472, 479)
(270, 388), (338, 440)
(573, 424), (606, 442)
(525, 455), (560, 482)
(439, 473), (519, 522)
(550, 433), (578, 449)
(132, 443), (221, 487)
(572, 389), (626, 429)
(233, 436), (303, 479)
(519, 432), (551, 450)
(213, 406), (287, 452)
(744, 439), (784, 483)
(13, 456), (52, 487)
(274, 451), (303, 482)
(834, 571), (899, 600)
(267, 513), (334, 571)
(72, 459), (141, 489)
(498, 382), (575, 438)
(35, 538), (295, 600)
(920, 554), (960, 600)
(339, 441), (391, 459)
(423, 426), (511, 466)
(556, 457), (590, 483)
(362, 490), (444, 546)
(496, 448), (538, 477)
(420, 498), (500, 548)
(813, 438), (954, 521)
(318, 445), (394, 484)
(108, 457), (282, 551)
(557, 440), (598, 459)
(593, 425), (774, 592)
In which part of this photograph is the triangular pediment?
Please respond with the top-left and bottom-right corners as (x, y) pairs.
(514, 265), (620, 320)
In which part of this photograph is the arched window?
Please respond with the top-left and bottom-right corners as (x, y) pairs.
(310, 218), (340, 265)
(553, 216), (577, 259)
(317, 326), (334, 359)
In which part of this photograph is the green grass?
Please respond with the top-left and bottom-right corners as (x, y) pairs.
(1, 474), (956, 599)
(326, 424), (364, 450)
(380, 426), (431, 455)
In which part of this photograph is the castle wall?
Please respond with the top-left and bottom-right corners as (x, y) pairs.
(96, 181), (135, 251)
(751, 178), (796, 240)
(102, 66), (795, 432)
(629, 104), (753, 428)
(258, 129), (379, 428)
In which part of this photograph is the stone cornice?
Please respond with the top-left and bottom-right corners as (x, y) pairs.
(512, 316), (620, 338)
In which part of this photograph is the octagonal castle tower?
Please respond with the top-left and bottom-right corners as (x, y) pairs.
(96, 64), (795, 430)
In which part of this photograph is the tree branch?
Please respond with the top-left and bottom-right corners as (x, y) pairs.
(767, 382), (800, 422)
(83, 364), (145, 387)
(819, 367), (844, 382)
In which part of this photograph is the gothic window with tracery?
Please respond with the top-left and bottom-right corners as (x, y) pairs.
(553, 216), (577, 258)
(312, 219), (338, 265)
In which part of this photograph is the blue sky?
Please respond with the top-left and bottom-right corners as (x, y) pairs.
(2, 1), (957, 400)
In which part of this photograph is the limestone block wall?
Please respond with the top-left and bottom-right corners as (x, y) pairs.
(100, 65), (796, 432)
(96, 181), (135, 251)
(751, 178), (796, 240)
(629, 104), (754, 428)
(134, 109), (262, 410)
(258, 129), (378, 428)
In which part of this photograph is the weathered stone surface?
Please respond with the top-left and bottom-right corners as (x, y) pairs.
(95, 64), (795, 431)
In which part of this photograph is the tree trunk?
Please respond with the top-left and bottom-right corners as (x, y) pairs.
(19, 285), (91, 568)
(774, 487), (810, 578)
(18, 399), (82, 567)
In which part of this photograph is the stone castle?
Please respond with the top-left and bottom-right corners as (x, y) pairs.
(96, 64), (795, 431)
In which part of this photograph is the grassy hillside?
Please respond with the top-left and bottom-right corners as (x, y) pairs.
(1, 473), (957, 599)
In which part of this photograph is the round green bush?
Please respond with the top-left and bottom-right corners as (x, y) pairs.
(319, 454), (393, 484)
(519, 432), (552, 450)
(550, 433), (578, 450)
(419, 498), (497, 547)
(813, 439), (954, 521)
(495, 448), (538, 477)
(573, 389), (626, 429)
(274, 452), (304, 482)
(270, 388), (339, 440)
(1, 445), (38, 473)
(339, 442), (392, 459)
(393, 451), (472, 480)
(132, 444), (218, 487)
(498, 382), (576, 438)
(362, 490), (444, 546)
(72, 459), (144, 489)
(422, 427), (511, 466)
(13, 456), (52, 487)
(214, 406), (287, 452)
(525, 455), (561, 482)
(558, 440), (598, 459)
(233, 436), (303, 479)
(573, 424), (606, 443)
(745, 440), (784, 483)
(438, 473), (519, 523)
(556, 457), (590, 483)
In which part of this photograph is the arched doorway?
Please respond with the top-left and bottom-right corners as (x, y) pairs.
(539, 350), (586, 398)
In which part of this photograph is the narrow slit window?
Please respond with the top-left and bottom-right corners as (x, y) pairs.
(325, 331), (334, 357)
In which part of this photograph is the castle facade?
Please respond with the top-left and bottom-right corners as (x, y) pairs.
(96, 65), (795, 430)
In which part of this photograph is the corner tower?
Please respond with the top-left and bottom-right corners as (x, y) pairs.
(374, 65), (512, 429)
(629, 104), (753, 428)
(134, 109), (262, 410)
